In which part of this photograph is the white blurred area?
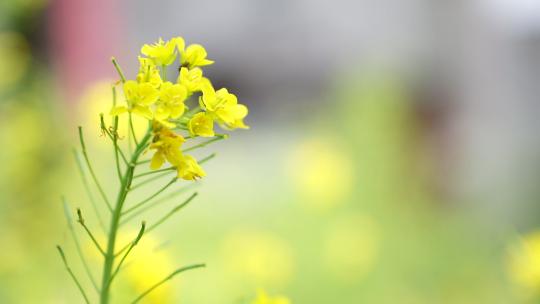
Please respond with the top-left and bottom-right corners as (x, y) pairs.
(114, 0), (540, 227)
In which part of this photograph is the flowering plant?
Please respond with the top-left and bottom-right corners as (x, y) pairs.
(57, 36), (248, 303)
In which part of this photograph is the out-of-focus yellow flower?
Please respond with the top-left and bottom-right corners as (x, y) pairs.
(177, 67), (208, 94)
(79, 80), (148, 142)
(141, 37), (179, 66)
(119, 234), (175, 303)
(176, 154), (206, 180)
(85, 233), (175, 303)
(111, 81), (159, 119)
(180, 44), (214, 68)
(323, 214), (379, 281)
(221, 230), (294, 286)
(507, 231), (540, 298)
(251, 289), (291, 304)
(149, 124), (185, 170)
(188, 112), (215, 137)
(136, 57), (162, 88)
(200, 83), (249, 130)
(287, 138), (354, 211)
(155, 82), (187, 120)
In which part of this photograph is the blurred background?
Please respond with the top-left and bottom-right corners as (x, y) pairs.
(1, 0), (540, 303)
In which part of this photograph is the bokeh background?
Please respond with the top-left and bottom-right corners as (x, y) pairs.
(2, 0), (540, 303)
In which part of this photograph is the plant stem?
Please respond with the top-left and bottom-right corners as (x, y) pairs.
(56, 245), (91, 304)
(131, 264), (205, 303)
(99, 130), (152, 304)
(78, 127), (113, 212)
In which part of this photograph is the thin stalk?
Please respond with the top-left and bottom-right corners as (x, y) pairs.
(111, 57), (126, 83)
(129, 113), (139, 146)
(147, 192), (198, 233)
(78, 126), (113, 212)
(56, 245), (91, 304)
(113, 116), (123, 181)
(100, 130), (152, 304)
(106, 222), (146, 288)
(101, 113), (124, 181)
(136, 159), (151, 165)
(130, 171), (174, 191)
(99, 116), (128, 166)
(72, 149), (106, 233)
(134, 167), (175, 179)
(62, 198), (99, 292)
(161, 64), (167, 81)
(119, 184), (197, 227)
(130, 264), (205, 304)
(76, 209), (105, 256)
(184, 135), (227, 153)
(122, 178), (177, 216)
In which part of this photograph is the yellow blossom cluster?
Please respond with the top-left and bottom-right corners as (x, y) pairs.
(110, 36), (249, 180)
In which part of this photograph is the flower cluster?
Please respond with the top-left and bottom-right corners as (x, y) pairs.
(111, 36), (249, 180)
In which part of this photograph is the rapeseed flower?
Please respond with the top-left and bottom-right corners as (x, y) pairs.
(136, 57), (162, 88)
(251, 290), (290, 304)
(180, 44), (214, 68)
(111, 80), (159, 119)
(188, 112), (215, 137)
(141, 37), (179, 66)
(149, 123), (184, 170)
(177, 67), (208, 94)
(110, 35), (248, 178)
(155, 82), (187, 120)
(200, 83), (249, 130)
(176, 154), (206, 180)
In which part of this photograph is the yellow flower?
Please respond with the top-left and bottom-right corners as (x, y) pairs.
(188, 112), (215, 137)
(221, 230), (294, 286)
(177, 67), (208, 94)
(149, 124), (185, 170)
(180, 44), (214, 68)
(141, 37), (179, 66)
(200, 83), (249, 130)
(176, 154), (206, 180)
(111, 80), (159, 119)
(251, 289), (290, 304)
(155, 82), (187, 121)
(507, 231), (540, 297)
(136, 57), (162, 88)
(287, 138), (354, 211)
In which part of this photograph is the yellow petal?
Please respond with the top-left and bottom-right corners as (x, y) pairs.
(150, 152), (165, 170)
(132, 105), (153, 119)
(110, 106), (128, 116)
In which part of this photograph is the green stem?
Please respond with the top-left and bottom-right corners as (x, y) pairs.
(131, 264), (205, 303)
(72, 149), (107, 233)
(129, 113), (139, 146)
(122, 178), (177, 216)
(147, 192), (198, 233)
(184, 135), (227, 153)
(162, 64), (167, 81)
(78, 126), (113, 212)
(99, 130), (152, 304)
(119, 184), (197, 227)
(130, 171), (175, 191)
(107, 222), (146, 288)
(56, 245), (91, 304)
(62, 198), (99, 292)
(111, 57), (126, 83)
(77, 209), (105, 256)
